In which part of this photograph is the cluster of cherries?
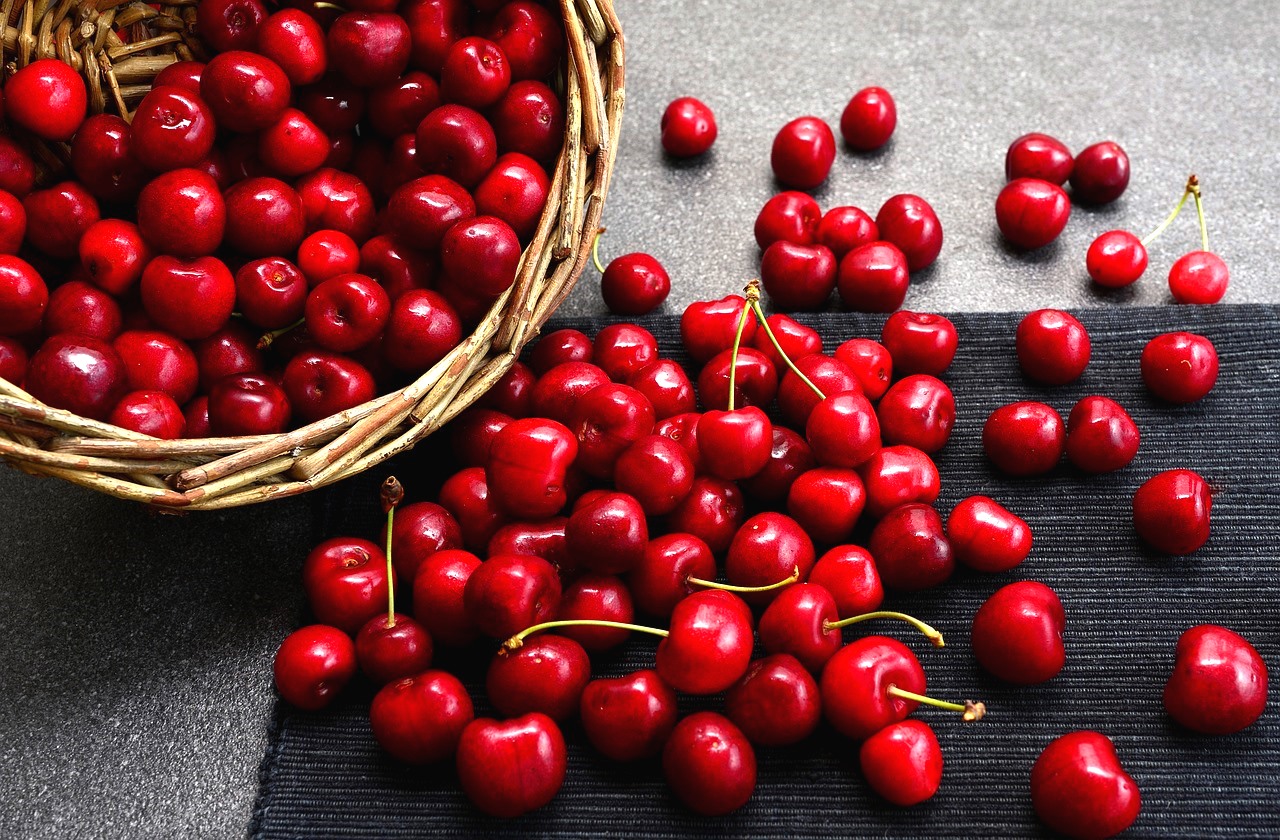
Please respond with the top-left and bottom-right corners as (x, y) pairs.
(0, 0), (565, 438)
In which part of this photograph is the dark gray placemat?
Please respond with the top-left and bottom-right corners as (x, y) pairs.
(252, 304), (1280, 839)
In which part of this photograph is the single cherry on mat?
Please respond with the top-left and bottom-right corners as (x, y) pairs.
(1141, 331), (1218, 403)
(1031, 731), (1141, 839)
(1016, 308), (1091, 385)
(725, 654), (822, 747)
(486, 633), (590, 722)
(946, 496), (1032, 573)
(867, 503), (954, 591)
(859, 719), (943, 806)
(455, 713), (567, 818)
(971, 580), (1066, 685)
(996, 178), (1071, 249)
(1065, 395), (1140, 473)
(839, 86), (896, 151)
(1163, 624), (1268, 735)
(370, 670), (474, 765)
(982, 401), (1065, 477)
(771, 116), (836, 189)
(662, 712), (757, 816)
(1132, 468), (1212, 555)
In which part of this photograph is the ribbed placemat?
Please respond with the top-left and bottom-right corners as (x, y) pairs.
(251, 304), (1280, 839)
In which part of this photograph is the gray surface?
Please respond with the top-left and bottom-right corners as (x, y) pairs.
(1, 0), (1278, 837)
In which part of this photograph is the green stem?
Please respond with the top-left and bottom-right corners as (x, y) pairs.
(257, 317), (306, 351)
(502, 619), (668, 652)
(725, 294), (753, 412)
(591, 228), (607, 274)
(1140, 175), (1196, 248)
(688, 565), (800, 594)
(748, 299), (826, 400)
(887, 685), (986, 722)
(381, 477), (404, 626)
(1192, 181), (1209, 252)
(824, 610), (945, 647)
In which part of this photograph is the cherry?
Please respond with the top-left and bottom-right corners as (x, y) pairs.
(183, 397), (211, 438)
(298, 230), (361, 287)
(663, 712), (756, 816)
(698, 347), (777, 410)
(440, 216), (520, 297)
(5, 59), (87, 141)
(130, 86), (216, 172)
(296, 168), (378, 242)
(1133, 468), (1212, 555)
(488, 519), (570, 574)
(580, 669), (678, 761)
(996, 178), (1071, 249)
(411, 548), (482, 646)
(387, 501), (463, 582)
(568, 382), (654, 478)
(660, 96), (718, 157)
(876, 374), (954, 453)
(384, 288), (464, 372)
(24, 335), (126, 420)
(477, 362), (535, 418)
(821, 635), (925, 740)
(297, 80), (367, 136)
(840, 86), (896, 151)
(530, 329), (591, 374)
(0, 338), (28, 384)
(628, 361), (695, 422)
(615, 435), (694, 516)
(756, 583), (841, 672)
(1005, 132), (1073, 184)
(593, 323), (659, 381)
(627, 533), (715, 618)
(654, 411), (704, 471)
(564, 491), (649, 575)
(474, 152), (549, 241)
(305, 273), (390, 352)
(109, 390), (186, 439)
(208, 373), (292, 435)
(0, 191), (24, 255)
(0, 137), (37, 198)
(234, 258), (307, 330)
(451, 408), (511, 466)
(817, 205), (878, 259)
(463, 553), (561, 639)
(224, 177), (307, 257)
(972, 581), (1066, 684)
(282, 350), (376, 424)
(487, 633), (590, 721)
(698, 407), (773, 480)
(1141, 332), (1218, 403)
(356, 611), (434, 685)
(22, 181), (100, 260)
(832, 338), (890, 401)
(771, 116), (836, 189)
(370, 670), (473, 763)
(194, 323), (263, 393)
(1031, 731), (1141, 838)
(555, 574), (636, 651)
(600, 252), (671, 316)
(724, 512), (815, 604)
(1065, 395), (1140, 473)
(806, 391), (882, 469)
(880, 311), (957, 376)
(1164, 624), (1268, 735)
(488, 80), (565, 165)
(761, 241), (837, 310)
(195, 0), (265, 51)
(400, 0), (469, 74)
(667, 476), (746, 555)
(1087, 230), (1148, 288)
(328, 12), (412, 87)
(455, 713), (567, 818)
(43, 280), (120, 341)
(836, 241), (909, 312)
(983, 401), (1065, 476)
(764, 353), (859, 428)
(200, 51), (291, 132)
(869, 502), (953, 589)
(153, 60), (204, 93)
(862, 719), (944, 807)
(258, 108), (330, 178)
(415, 104), (498, 188)
(860, 445), (941, 518)
(0, 256), (48, 336)
(946, 496), (1032, 573)
(741, 426), (815, 503)
(480, 0), (562, 81)
(1069, 141), (1130, 205)
(786, 467), (867, 545)
(257, 10), (328, 86)
(440, 36), (511, 108)
(302, 536), (390, 634)
(681, 295), (758, 363)
(387, 174), (477, 250)
(137, 168), (225, 258)
(752, 314), (822, 372)
(1016, 308), (1091, 384)
(876, 194), (943, 272)
(1169, 250), (1229, 304)
(79, 219), (151, 297)
(529, 361), (610, 423)
(726, 654), (822, 747)
(273, 624), (356, 711)
(809, 545), (884, 618)
(754, 191), (822, 249)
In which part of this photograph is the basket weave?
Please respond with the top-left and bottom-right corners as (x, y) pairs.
(0, 0), (625, 510)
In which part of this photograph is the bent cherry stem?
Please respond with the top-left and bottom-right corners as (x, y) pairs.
(824, 610), (946, 648)
(380, 476), (404, 626)
(887, 684), (986, 722)
(725, 290), (755, 411)
(743, 279), (826, 400)
(257, 316), (306, 350)
(591, 227), (609, 274)
(1140, 175), (1199, 248)
(688, 565), (801, 594)
(502, 619), (668, 653)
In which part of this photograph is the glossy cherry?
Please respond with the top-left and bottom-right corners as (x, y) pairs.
(600, 252), (671, 315)
(757, 583), (841, 672)
(881, 311), (957, 376)
(529, 361), (610, 423)
(863, 503), (951, 593)
(281, 350), (376, 424)
(840, 86), (896, 151)
(593, 323), (659, 381)
(1017, 308), (1091, 384)
(305, 273), (390, 352)
(860, 719), (943, 806)
(628, 533), (717, 619)
(876, 195), (943, 272)
(996, 178), (1071, 249)
(698, 407), (773, 481)
(662, 712), (756, 816)
(21, 181), (100, 260)
(876, 374), (954, 453)
(386, 501), (462, 582)
(108, 390), (185, 439)
(818, 205), (878, 259)
(0, 256), (48, 336)
(724, 512), (815, 604)
(257, 9), (327, 86)
(474, 151), (549, 241)
(1031, 731), (1141, 839)
(480, 0), (563, 80)
(837, 241), (909, 313)
(463, 553), (561, 639)
(455, 713), (566, 818)
(833, 338), (891, 400)
(655, 590), (754, 695)
(356, 611), (434, 685)
(554, 574), (636, 652)
(808, 546), (884, 618)
(136, 169), (225, 258)
(615, 435), (695, 516)
(0, 338), (28, 384)
(383, 288), (463, 372)
(273, 624), (356, 711)
(79, 219), (151, 297)
(415, 104), (498, 188)
(1087, 230), (1147, 288)
(1006, 133), (1073, 184)
(564, 491), (649, 575)
(1069, 141), (1130, 205)
(258, 108), (330, 178)
(660, 96), (717, 156)
(859, 445), (941, 518)
(24, 335), (126, 420)
(760, 241), (837, 310)
(1133, 469), (1212, 555)
(1066, 395), (1140, 473)
(629, 359), (696, 419)
(0, 192), (24, 255)
(946, 496), (1032, 573)
(296, 168), (378, 242)
(370, 670), (473, 764)
(411, 548), (482, 647)
(725, 654), (822, 747)
(771, 116), (836, 189)
(5, 59), (87, 141)
(302, 536), (389, 634)
(570, 383), (656, 478)
(983, 401), (1065, 476)
(972, 581), (1066, 684)
(200, 51), (291, 132)
(43, 280), (120, 341)
(820, 635), (925, 740)
(786, 467), (867, 546)
(130, 86), (216, 171)
(741, 426), (815, 503)
(488, 80), (564, 165)
(680, 295), (758, 363)
(1141, 332), (1218, 403)
(806, 391), (882, 468)
(327, 12), (411, 88)
(1169, 250), (1229, 304)
(754, 191), (822, 249)
(440, 215), (520, 295)
(666, 476), (746, 555)
(1164, 624), (1268, 735)
(440, 36), (510, 108)
(207, 373), (291, 435)
(580, 669), (679, 761)
(752, 314), (822, 372)
(487, 634), (590, 722)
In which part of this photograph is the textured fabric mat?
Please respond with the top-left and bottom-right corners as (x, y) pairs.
(251, 304), (1280, 839)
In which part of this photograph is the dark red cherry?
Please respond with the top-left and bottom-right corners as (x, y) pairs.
(615, 435), (695, 516)
(1133, 469), (1212, 555)
(302, 536), (390, 634)
(136, 168), (225, 258)
(564, 491), (649, 575)
(355, 613), (434, 685)
(946, 496), (1032, 573)
(328, 12), (412, 88)
(757, 583), (840, 673)
(1006, 133), (1073, 184)
(866, 503), (954, 591)
(200, 51), (291, 132)
(282, 350), (377, 424)
(666, 476), (745, 555)
(415, 104), (497, 189)
(22, 181), (100, 260)
(1069, 141), (1130, 205)
(1065, 395), (1140, 473)
(778, 353), (860, 430)
(983, 401), (1065, 476)
(761, 240), (837, 311)
(0, 256), (49, 336)
(1164, 624), (1268, 735)
(806, 391), (881, 469)
(555, 574), (636, 652)
(480, 0), (563, 81)
(580, 670), (679, 761)
(860, 719), (943, 806)
(593, 323), (659, 382)
(818, 205), (879, 259)
(662, 712), (756, 816)
(440, 36), (511, 109)
(223, 177), (307, 257)
(876, 374), (954, 453)
(859, 445), (941, 518)
(724, 512), (816, 604)
(529, 328), (591, 374)
(628, 533), (716, 619)
(834, 338), (892, 401)
(740, 426), (815, 504)
(486, 634), (590, 722)
(488, 80), (564, 165)
(207, 373), (292, 435)
(698, 407), (773, 481)
(697, 346), (777, 411)
(751, 314), (822, 372)
(370, 670), (473, 764)
(45, 280), (120, 341)
(305, 273), (390, 352)
(474, 151), (549, 242)
(754, 191), (822, 249)
(412, 548), (482, 647)
(130, 86), (216, 172)
(529, 361), (610, 424)
(570, 382), (656, 479)
(24, 335), (126, 420)
(257, 10), (328, 86)
(273, 624), (356, 711)
(725, 654), (822, 747)
(629, 359), (696, 419)
(600, 252), (671, 316)
(463, 553), (561, 639)
(108, 390), (185, 439)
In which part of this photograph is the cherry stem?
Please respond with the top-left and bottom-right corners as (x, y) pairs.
(257, 317), (306, 350)
(1140, 174), (1198, 248)
(502, 619), (667, 653)
(887, 685), (986, 722)
(381, 476), (404, 625)
(591, 227), (608, 274)
(1192, 180), (1210, 252)
(823, 611), (946, 648)
(687, 565), (800, 594)
(745, 285), (826, 401)
(726, 287), (754, 412)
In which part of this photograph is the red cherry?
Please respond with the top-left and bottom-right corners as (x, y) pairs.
(724, 512), (815, 604)
(761, 240), (837, 311)
(580, 669), (679, 761)
(79, 219), (151, 297)
(0, 337), (28, 383)
(680, 295), (758, 364)
(806, 391), (882, 468)
(138, 255), (234, 341)
(972, 581), (1066, 684)
(861, 720), (943, 808)
(1133, 469), (1212, 555)
(296, 167), (377, 243)
(1031, 731), (1141, 838)
(817, 205), (878, 259)
(529, 328), (590, 374)
(615, 435), (694, 516)
(983, 401), (1065, 476)
(298, 229), (361, 286)
(555, 574), (636, 652)
(820, 635), (925, 740)
(600, 252), (670, 315)
(130, 86), (216, 171)
(355, 613), (434, 685)
(383, 289), (463, 372)
(0, 255), (48, 336)
(667, 476), (746, 555)
(876, 194), (943, 272)
(137, 168), (225, 258)
(725, 654), (822, 747)
(1065, 395), (1140, 473)
(387, 500), (462, 582)
(661, 97), (717, 157)
(1006, 133), (1073, 184)
(779, 353), (860, 431)
(304, 273), (390, 352)
(569, 382), (655, 478)
(593, 323), (659, 382)
(6, 59), (87, 141)
(486, 634), (590, 722)
(1168, 250), (1229, 304)
(837, 240), (910, 312)
(200, 51), (291, 132)
(1164, 624), (1268, 735)
(21, 181), (100, 260)
(411, 548), (482, 646)
(194, 323), (263, 392)
(440, 215), (520, 295)
(327, 12), (411, 88)
(208, 373), (291, 435)
(623, 362), (692, 423)
(996, 178), (1071, 249)
(698, 346), (777, 410)
(415, 104), (498, 188)
(108, 390), (185, 439)
(880, 311), (957, 376)
(370, 670), (473, 763)
(654, 411), (704, 471)
(1087, 230), (1148, 288)
(456, 713), (566, 818)
(757, 583), (840, 673)
(808, 545), (884, 618)
(367, 70), (441, 138)
(488, 80), (564, 165)
(301, 536), (389, 634)
(258, 108), (330, 178)
(195, 0), (265, 52)
(876, 374), (954, 453)
(655, 590), (754, 695)
(44, 280), (120, 342)
(257, 9), (327, 86)
(946, 496), (1032, 573)
(387, 173), (477, 249)
(224, 177), (307, 257)
(1069, 141), (1130, 205)
(1016, 308), (1091, 384)
(786, 467), (866, 546)
(111, 330), (197, 404)
(1141, 331), (1218, 403)
(479, 0), (562, 81)
(564, 491), (649, 575)
(440, 36), (511, 108)
(698, 407), (773, 481)
(867, 503), (954, 591)
(463, 553), (561, 639)
(627, 533), (714, 619)
(840, 86), (896, 151)
(833, 338), (891, 400)
(234, 258), (307, 330)
(281, 350), (376, 425)
(754, 191), (822, 249)
(662, 712), (756, 816)
(0, 191), (24, 255)
(0, 137), (37, 198)
(859, 445), (941, 518)
(740, 426), (815, 504)
(751, 314), (822, 372)
(529, 361), (610, 423)
(272, 624), (356, 711)
(474, 152), (549, 241)
(25, 335), (126, 420)
(771, 116), (836, 189)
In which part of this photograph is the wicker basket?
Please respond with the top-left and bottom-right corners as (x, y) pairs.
(0, 0), (625, 510)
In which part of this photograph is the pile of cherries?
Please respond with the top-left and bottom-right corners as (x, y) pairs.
(0, 0), (565, 438)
